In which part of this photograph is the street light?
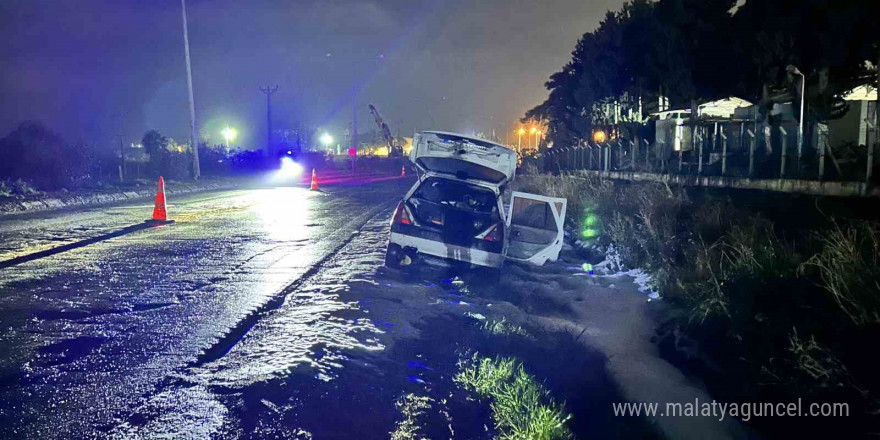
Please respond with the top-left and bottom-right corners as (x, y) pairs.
(320, 133), (334, 151)
(529, 127), (537, 149)
(787, 65), (805, 168)
(221, 126), (237, 153)
(517, 127), (526, 152)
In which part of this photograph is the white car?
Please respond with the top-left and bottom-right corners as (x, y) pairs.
(385, 131), (567, 269)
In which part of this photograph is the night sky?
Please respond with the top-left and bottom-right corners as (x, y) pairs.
(1, 0), (626, 149)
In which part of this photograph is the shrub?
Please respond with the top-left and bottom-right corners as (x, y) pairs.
(801, 221), (880, 326)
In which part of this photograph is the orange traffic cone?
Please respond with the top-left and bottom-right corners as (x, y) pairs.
(401, 166), (405, 177)
(309, 169), (320, 190)
(146, 176), (174, 224)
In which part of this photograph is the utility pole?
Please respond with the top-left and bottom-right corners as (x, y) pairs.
(181, 0), (200, 180)
(352, 87), (358, 155)
(119, 137), (125, 181)
(260, 85), (279, 157)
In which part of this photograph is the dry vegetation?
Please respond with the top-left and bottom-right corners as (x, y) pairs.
(514, 171), (880, 435)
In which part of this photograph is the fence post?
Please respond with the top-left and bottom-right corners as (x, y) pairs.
(779, 126), (788, 178)
(617, 140), (623, 171)
(720, 127), (728, 176)
(678, 147), (683, 173)
(606, 144), (611, 172)
(602, 144), (607, 172)
(630, 140), (636, 171)
(747, 128), (756, 176)
(818, 123), (828, 180)
(867, 119), (875, 184)
(697, 127), (704, 175)
(581, 145), (586, 170)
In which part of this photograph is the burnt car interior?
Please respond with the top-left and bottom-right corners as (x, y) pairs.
(408, 178), (499, 245)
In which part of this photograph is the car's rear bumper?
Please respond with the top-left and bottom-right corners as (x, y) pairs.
(389, 232), (504, 268)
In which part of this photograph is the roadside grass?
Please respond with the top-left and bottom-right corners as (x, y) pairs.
(513, 172), (880, 436)
(0, 178), (40, 197)
(800, 221), (880, 327)
(455, 354), (572, 440)
(381, 310), (652, 439)
(390, 394), (434, 440)
(483, 317), (531, 338)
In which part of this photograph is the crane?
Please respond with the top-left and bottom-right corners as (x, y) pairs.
(368, 104), (403, 157)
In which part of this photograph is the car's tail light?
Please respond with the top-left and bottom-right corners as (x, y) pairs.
(479, 223), (502, 242)
(392, 201), (414, 225)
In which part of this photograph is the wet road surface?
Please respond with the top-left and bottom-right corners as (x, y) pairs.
(0, 179), (649, 439)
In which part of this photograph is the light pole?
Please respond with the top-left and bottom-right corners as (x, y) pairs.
(222, 126), (237, 153)
(180, 0), (200, 179)
(517, 128), (525, 152)
(535, 129), (543, 149)
(529, 126), (537, 149)
(787, 65), (805, 170)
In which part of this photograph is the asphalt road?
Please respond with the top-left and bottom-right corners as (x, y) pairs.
(0, 178), (642, 439)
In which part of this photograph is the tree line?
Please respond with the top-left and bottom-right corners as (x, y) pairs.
(527, 0), (879, 148)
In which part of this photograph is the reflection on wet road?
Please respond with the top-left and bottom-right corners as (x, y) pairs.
(0, 180), (644, 439)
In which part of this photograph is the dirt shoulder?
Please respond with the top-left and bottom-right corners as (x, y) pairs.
(487, 251), (756, 440)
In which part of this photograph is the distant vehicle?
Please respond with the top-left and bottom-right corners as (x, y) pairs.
(277, 148), (304, 179)
(385, 131), (567, 269)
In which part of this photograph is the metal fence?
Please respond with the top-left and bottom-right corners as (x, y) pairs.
(536, 119), (878, 185)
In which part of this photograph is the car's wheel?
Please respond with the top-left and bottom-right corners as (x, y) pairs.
(384, 244), (404, 269)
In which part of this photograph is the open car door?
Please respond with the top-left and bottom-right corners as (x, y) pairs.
(505, 192), (567, 266)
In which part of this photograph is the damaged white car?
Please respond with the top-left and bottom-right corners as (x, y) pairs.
(385, 131), (567, 269)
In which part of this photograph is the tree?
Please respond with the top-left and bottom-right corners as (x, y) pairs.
(528, 0), (880, 149)
(142, 130), (170, 160)
(0, 121), (87, 190)
(732, 0), (879, 120)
